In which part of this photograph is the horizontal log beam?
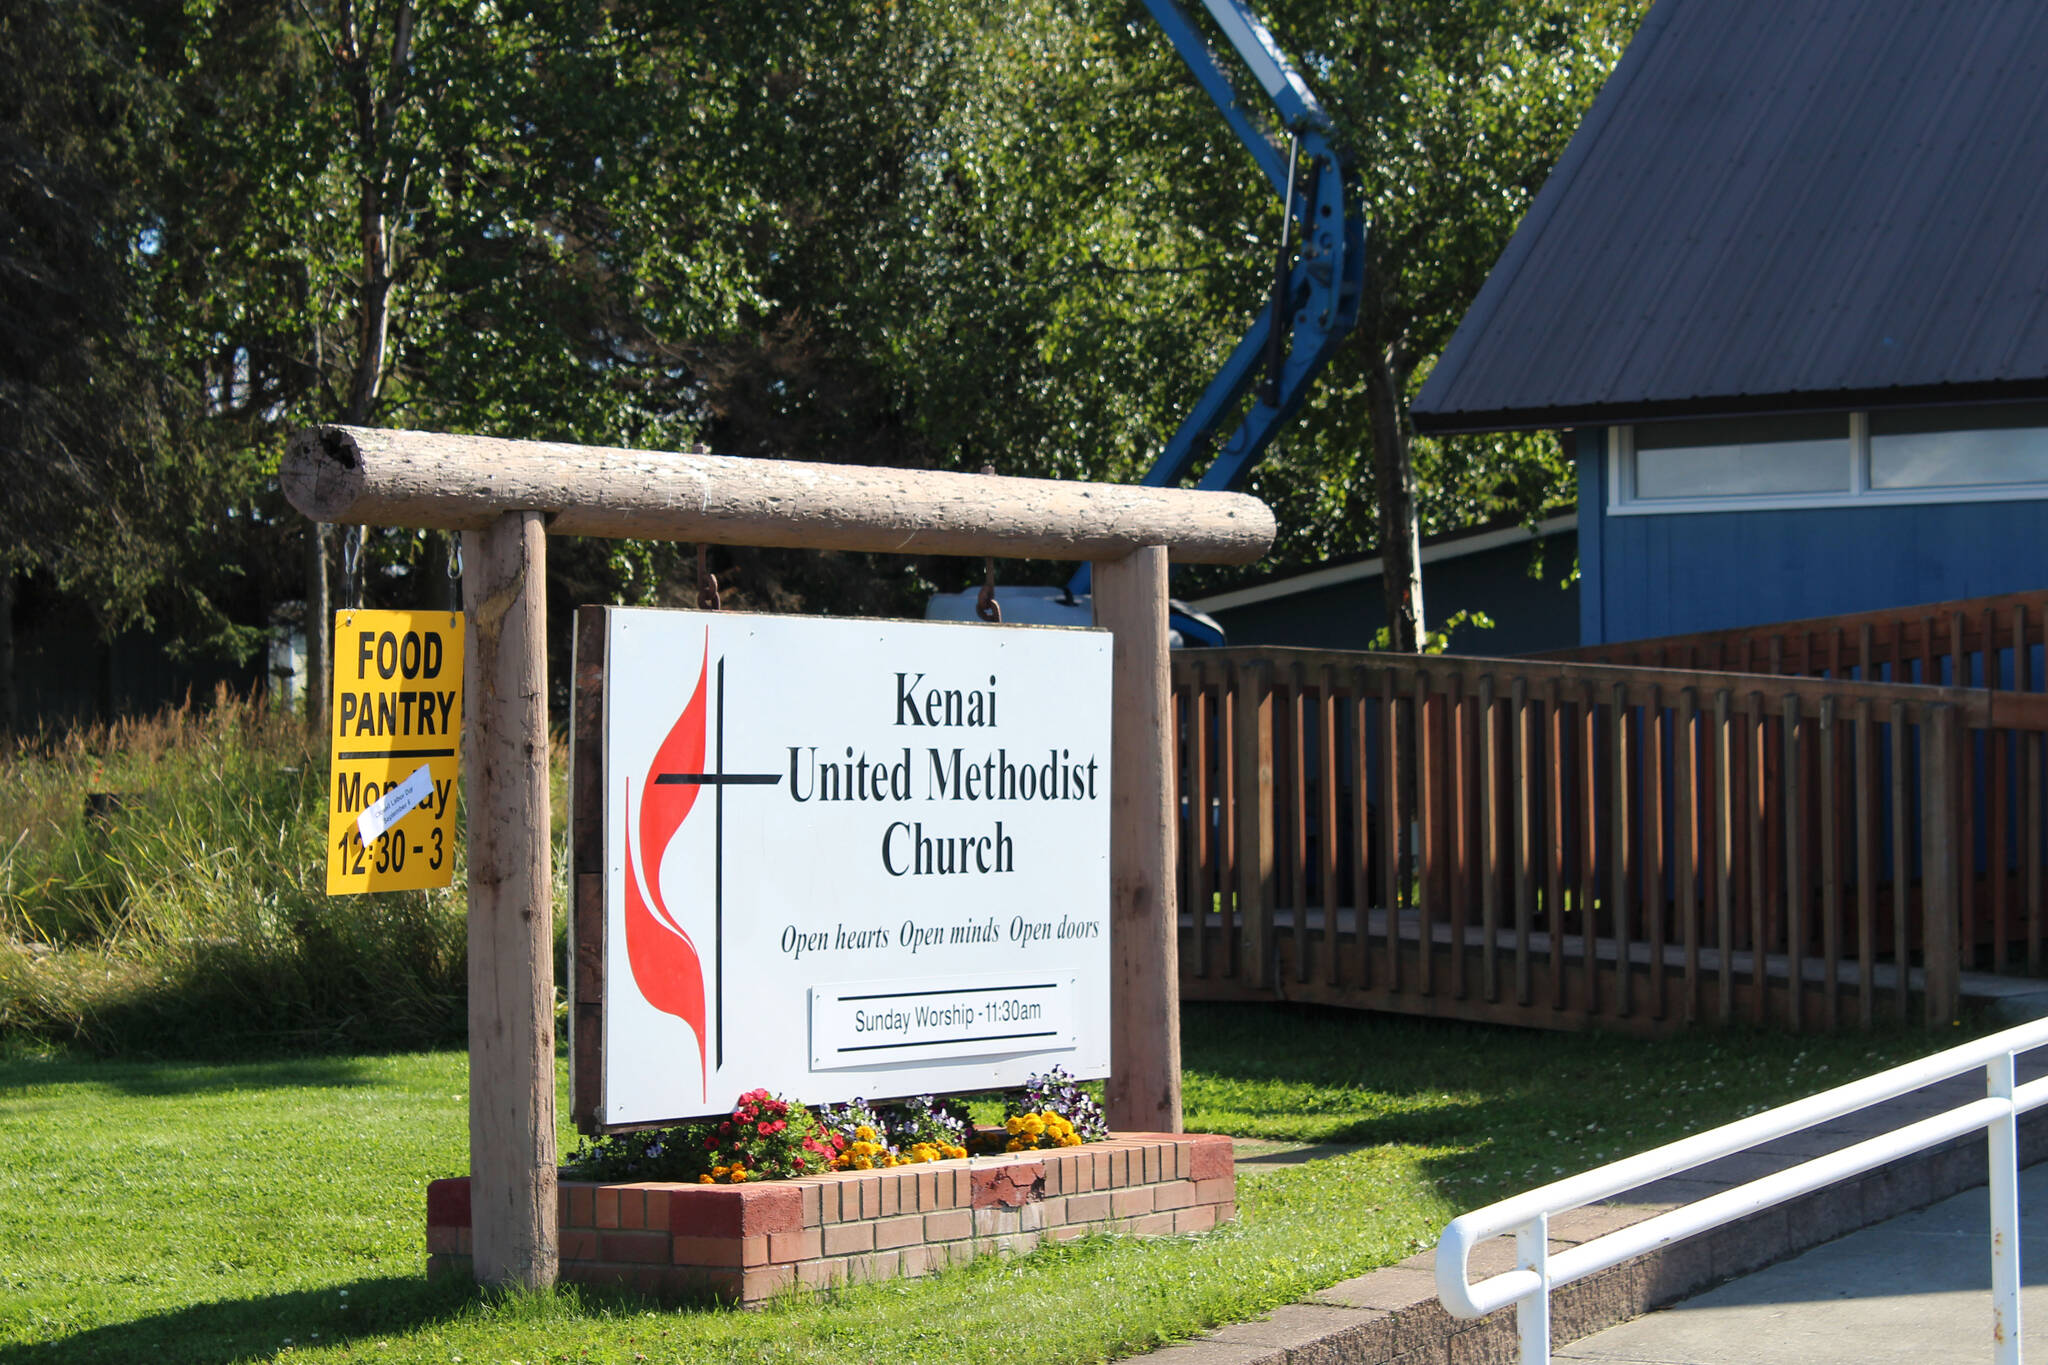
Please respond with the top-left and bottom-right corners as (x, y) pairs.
(284, 425), (1275, 565)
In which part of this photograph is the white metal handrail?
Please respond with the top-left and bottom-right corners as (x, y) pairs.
(1435, 1017), (2048, 1365)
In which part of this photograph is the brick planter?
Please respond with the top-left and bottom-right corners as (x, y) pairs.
(426, 1132), (1235, 1303)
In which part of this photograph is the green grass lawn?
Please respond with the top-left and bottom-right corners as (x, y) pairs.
(0, 1004), (1978, 1364)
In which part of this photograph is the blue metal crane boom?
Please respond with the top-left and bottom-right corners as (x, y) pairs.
(1064, 0), (1364, 626)
(928, 0), (1364, 642)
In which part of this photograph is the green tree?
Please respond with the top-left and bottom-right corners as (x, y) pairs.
(132, 0), (768, 707)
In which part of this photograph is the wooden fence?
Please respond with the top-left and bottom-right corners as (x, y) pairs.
(1549, 589), (2048, 691)
(1172, 649), (2048, 1032)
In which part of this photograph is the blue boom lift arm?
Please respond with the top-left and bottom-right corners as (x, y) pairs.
(1064, 0), (1366, 617)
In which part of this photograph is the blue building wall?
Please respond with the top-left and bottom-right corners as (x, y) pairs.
(1577, 426), (2048, 645)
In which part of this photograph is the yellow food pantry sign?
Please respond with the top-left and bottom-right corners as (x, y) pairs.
(326, 610), (464, 893)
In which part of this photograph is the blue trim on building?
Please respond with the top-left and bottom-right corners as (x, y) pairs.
(1576, 428), (1608, 645)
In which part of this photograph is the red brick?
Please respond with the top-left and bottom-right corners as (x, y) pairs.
(1142, 1144), (1163, 1184)
(561, 1229), (600, 1260)
(1173, 1139), (1197, 1180)
(899, 1244), (943, 1278)
(796, 1257), (846, 1291)
(596, 1188), (621, 1229)
(1152, 1180), (1196, 1211)
(1215, 1200), (1237, 1224)
(619, 1189), (645, 1230)
(1175, 1204), (1219, 1235)
(658, 1264), (739, 1299)
(824, 1220), (874, 1256)
(1049, 1226), (1087, 1244)
(1067, 1153), (1094, 1194)
(568, 1184), (596, 1228)
(872, 1214), (922, 1250)
(740, 1265), (796, 1301)
(974, 1205), (1021, 1237)
(643, 1189), (670, 1229)
(996, 1230), (1042, 1257)
(879, 1173), (901, 1217)
(971, 1161), (1044, 1209)
(426, 1178), (471, 1229)
(924, 1208), (971, 1241)
(1039, 1196), (1069, 1227)
(1111, 1186), (1156, 1218)
(1065, 1192), (1112, 1225)
(426, 1225), (462, 1254)
(847, 1251), (902, 1283)
(1128, 1211), (1175, 1236)
(670, 1234), (746, 1268)
(599, 1231), (669, 1263)
(457, 1228), (472, 1255)
(769, 1228), (822, 1263)
(1189, 1134), (1234, 1182)
(668, 1183), (803, 1238)
(556, 1186), (571, 1224)
(1192, 1175), (1236, 1205)
(916, 1170), (939, 1210)
(796, 1182), (824, 1228)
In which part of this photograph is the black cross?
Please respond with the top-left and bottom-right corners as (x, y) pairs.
(652, 657), (781, 1069)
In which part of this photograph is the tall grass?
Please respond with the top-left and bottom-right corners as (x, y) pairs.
(0, 691), (475, 1055)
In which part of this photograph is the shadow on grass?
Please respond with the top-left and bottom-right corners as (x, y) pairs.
(0, 1275), (474, 1365)
(0, 1053), (387, 1099)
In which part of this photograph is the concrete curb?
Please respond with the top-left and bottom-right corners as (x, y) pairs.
(1143, 1063), (2048, 1365)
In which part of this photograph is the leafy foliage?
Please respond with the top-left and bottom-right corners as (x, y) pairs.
(4, 0), (1644, 683)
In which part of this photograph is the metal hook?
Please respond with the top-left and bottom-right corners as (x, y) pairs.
(696, 544), (721, 611)
(446, 534), (463, 580)
(342, 526), (366, 610)
(975, 464), (1002, 623)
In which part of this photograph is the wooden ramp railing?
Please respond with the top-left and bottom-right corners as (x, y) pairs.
(1547, 590), (2048, 690)
(1173, 649), (2048, 1032)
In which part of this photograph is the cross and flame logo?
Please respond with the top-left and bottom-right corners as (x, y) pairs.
(620, 628), (781, 1099)
(622, 646), (711, 1091)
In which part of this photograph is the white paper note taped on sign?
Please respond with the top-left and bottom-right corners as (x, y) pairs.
(357, 763), (434, 845)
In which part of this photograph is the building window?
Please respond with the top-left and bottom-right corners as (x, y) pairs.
(1612, 403), (2048, 513)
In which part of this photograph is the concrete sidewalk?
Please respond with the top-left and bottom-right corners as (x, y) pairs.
(1554, 1160), (2048, 1363)
(1144, 1053), (2048, 1365)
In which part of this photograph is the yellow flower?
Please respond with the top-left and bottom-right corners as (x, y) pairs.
(855, 1125), (876, 1142)
(1005, 1116), (1024, 1135)
(1021, 1114), (1047, 1136)
(697, 1174), (715, 1184)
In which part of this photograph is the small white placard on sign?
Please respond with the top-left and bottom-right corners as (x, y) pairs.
(589, 607), (1111, 1127)
(809, 973), (1079, 1070)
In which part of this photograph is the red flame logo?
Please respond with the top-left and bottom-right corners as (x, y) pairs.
(622, 635), (710, 1093)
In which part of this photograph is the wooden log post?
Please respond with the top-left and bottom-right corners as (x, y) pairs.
(1095, 545), (1182, 1133)
(284, 426), (1273, 562)
(463, 510), (558, 1289)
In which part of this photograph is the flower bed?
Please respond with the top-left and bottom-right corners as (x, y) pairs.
(426, 1132), (1235, 1303)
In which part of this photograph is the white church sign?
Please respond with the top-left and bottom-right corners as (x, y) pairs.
(570, 607), (1112, 1129)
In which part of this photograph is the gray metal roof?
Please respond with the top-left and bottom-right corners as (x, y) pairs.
(1411, 0), (2048, 435)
